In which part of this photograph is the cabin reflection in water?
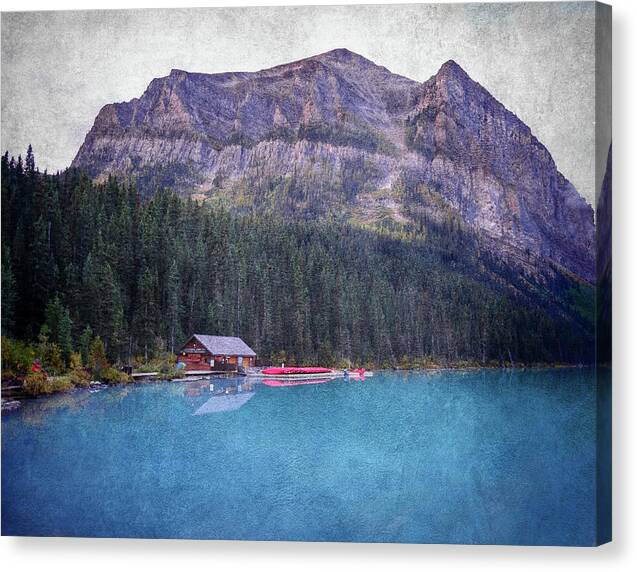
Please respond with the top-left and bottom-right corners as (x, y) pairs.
(183, 378), (256, 415)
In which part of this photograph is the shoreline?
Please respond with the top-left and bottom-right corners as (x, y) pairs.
(1, 363), (602, 410)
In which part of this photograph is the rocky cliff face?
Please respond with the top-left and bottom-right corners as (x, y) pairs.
(72, 48), (594, 282)
(405, 60), (594, 282)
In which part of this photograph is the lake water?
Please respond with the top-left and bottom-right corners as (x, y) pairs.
(1, 369), (608, 545)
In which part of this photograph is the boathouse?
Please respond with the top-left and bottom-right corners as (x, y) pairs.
(177, 334), (256, 372)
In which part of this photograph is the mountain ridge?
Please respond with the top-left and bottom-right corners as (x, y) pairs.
(71, 49), (594, 282)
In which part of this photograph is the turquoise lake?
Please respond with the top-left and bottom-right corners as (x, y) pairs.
(1, 369), (608, 545)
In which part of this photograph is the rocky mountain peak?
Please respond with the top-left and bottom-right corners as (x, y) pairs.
(435, 59), (471, 82)
(313, 47), (387, 69)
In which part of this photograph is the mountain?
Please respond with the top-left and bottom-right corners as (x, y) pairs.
(72, 48), (594, 282)
(596, 144), (612, 364)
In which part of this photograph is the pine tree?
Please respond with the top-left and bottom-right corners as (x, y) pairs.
(25, 144), (35, 174)
(29, 215), (58, 318)
(79, 325), (93, 366)
(81, 253), (125, 360)
(44, 295), (73, 362)
(1, 246), (17, 336)
(166, 259), (182, 352)
(88, 336), (108, 376)
(36, 327), (65, 375)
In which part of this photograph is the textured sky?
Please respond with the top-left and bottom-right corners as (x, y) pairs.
(1, 2), (599, 203)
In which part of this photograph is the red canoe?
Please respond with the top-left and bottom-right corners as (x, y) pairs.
(261, 367), (333, 375)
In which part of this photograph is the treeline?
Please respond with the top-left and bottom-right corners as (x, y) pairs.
(1, 148), (594, 369)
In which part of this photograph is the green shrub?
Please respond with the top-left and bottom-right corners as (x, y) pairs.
(1, 337), (36, 375)
(23, 371), (49, 396)
(23, 372), (73, 396)
(158, 358), (177, 374)
(66, 351), (91, 387)
(68, 351), (83, 370)
(134, 352), (177, 374)
(67, 368), (91, 388)
(166, 367), (185, 380)
(34, 330), (65, 375)
(99, 367), (131, 384)
(47, 376), (74, 393)
(133, 353), (189, 380)
(42, 343), (65, 375)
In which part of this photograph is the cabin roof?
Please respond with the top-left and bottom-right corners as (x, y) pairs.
(185, 334), (257, 357)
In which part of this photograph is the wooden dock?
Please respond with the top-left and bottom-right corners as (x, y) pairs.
(183, 370), (235, 376)
(131, 372), (159, 379)
(129, 370), (235, 381)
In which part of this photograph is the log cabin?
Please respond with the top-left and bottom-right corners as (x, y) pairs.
(177, 334), (256, 372)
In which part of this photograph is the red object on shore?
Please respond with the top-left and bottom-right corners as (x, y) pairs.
(261, 367), (333, 375)
(31, 361), (42, 373)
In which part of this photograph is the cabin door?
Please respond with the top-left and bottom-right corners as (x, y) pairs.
(238, 356), (243, 367)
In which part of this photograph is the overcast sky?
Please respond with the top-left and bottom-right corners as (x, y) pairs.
(1, 2), (601, 203)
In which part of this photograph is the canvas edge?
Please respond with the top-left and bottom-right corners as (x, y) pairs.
(594, 0), (612, 547)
